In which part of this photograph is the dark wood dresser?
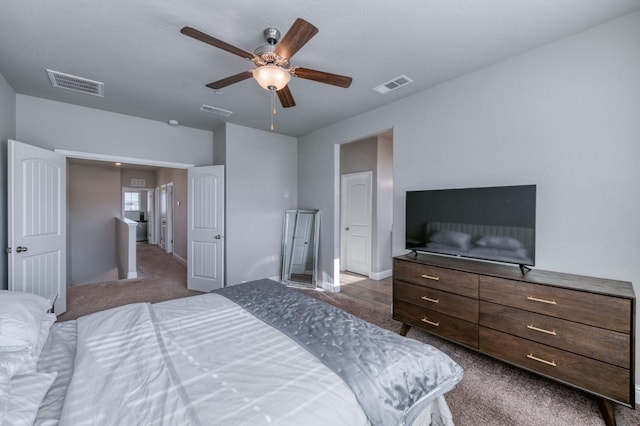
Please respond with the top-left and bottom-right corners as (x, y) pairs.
(392, 253), (635, 426)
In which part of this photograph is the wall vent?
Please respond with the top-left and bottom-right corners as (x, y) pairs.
(200, 104), (233, 117)
(131, 179), (146, 187)
(372, 74), (413, 94)
(47, 69), (104, 97)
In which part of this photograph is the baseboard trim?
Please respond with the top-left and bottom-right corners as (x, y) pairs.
(126, 272), (138, 279)
(172, 253), (187, 265)
(369, 269), (392, 280)
(321, 280), (339, 293)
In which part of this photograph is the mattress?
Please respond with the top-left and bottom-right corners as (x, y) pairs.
(35, 282), (462, 425)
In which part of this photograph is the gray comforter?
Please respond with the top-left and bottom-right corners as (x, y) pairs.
(216, 279), (463, 426)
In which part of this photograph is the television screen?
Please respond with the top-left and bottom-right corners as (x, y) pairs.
(405, 185), (536, 266)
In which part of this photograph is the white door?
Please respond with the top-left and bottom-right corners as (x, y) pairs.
(154, 187), (160, 246)
(290, 212), (313, 274)
(146, 190), (154, 243)
(341, 172), (372, 276)
(160, 185), (167, 249)
(8, 140), (66, 314)
(187, 165), (225, 292)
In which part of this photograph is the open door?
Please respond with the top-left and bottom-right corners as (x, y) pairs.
(187, 165), (224, 291)
(7, 140), (66, 314)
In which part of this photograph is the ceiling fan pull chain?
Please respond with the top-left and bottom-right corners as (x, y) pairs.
(270, 87), (276, 131)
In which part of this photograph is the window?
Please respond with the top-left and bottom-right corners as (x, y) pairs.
(124, 191), (141, 211)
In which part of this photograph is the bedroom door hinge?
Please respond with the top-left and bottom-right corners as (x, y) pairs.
(5, 247), (11, 254)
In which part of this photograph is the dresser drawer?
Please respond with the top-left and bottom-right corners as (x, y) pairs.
(394, 300), (478, 348)
(479, 276), (631, 333)
(479, 301), (630, 368)
(480, 327), (631, 404)
(394, 259), (478, 298)
(395, 281), (478, 323)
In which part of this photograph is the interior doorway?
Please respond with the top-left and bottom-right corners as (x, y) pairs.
(338, 131), (394, 284)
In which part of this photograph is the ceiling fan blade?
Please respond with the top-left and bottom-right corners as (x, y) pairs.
(293, 67), (352, 88)
(181, 26), (254, 60)
(275, 18), (318, 60)
(206, 71), (254, 89)
(277, 86), (296, 108)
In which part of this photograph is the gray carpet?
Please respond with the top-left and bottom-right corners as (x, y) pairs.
(58, 244), (202, 321)
(300, 289), (640, 426)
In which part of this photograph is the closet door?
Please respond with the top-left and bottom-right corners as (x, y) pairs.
(187, 165), (225, 291)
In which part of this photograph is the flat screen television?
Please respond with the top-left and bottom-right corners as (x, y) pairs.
(405, 185), (536, 268)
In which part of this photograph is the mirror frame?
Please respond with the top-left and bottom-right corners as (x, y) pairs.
(280, 209), (320, 288)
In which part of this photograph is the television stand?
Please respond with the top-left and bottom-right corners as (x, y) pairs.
(392, 253), (635, 426)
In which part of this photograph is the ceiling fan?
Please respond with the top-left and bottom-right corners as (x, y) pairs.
(180, 18), (352, 109)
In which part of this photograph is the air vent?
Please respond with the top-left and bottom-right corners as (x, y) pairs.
(372, 74), (413, 95)
(200, 104), (233, 117)
(47, 69), (104, 97)
(131, 179), (145, 187)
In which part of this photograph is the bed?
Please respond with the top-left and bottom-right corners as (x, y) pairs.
(1, 280), (463, 426)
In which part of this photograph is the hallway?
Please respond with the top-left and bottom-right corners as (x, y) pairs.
(58, 244), (201, 321)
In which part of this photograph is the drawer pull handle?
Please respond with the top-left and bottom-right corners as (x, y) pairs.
(527, 353), (556, 367)
(420, 274), (440, 281)
(421, 317), (440, 327)
(526, 296), (557, 305)
(421, 296), (439, 304)
(527, 324), (557, 336)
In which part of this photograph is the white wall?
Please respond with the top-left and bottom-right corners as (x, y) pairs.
(16, 95), (213, 166)
(298, 11), (640, 376)
(224, 123), (297, 285)
(376, 135), (393, 275)
(0, 73), (16, 289)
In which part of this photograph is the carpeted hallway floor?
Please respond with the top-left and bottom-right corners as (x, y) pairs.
(57, 243), (202, 321)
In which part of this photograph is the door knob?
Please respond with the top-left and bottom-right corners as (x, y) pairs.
(345, 227), (350, 231)
(214, 235), (222, 239)
(16, 246), (28, 253)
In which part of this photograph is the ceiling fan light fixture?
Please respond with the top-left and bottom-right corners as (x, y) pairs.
(253, 65), (291, 91)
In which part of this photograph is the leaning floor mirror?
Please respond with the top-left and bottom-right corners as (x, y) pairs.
(281, 209), (320, 288)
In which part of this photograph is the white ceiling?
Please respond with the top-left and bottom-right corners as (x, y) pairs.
(2, 0), (639, 137)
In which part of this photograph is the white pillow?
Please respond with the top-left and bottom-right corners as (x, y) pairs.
(0, 290), (51, 350)
(4, 371), (56, 425)
(17, 314), (57, 375)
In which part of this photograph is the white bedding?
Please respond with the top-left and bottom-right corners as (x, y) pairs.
(35, 321), (77, 426)
(37, 293), (456, 425)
